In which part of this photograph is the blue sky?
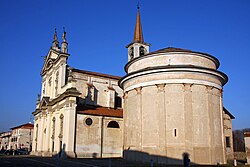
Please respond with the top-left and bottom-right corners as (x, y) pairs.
(0, 0), (249, 131)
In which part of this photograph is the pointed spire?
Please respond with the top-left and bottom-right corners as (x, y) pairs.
(61, 27), (68, 53)
(62, 27), (67, 42)
(133, 4), (144, 43)
(53, 28), (58, 41)
(52, 28), (60, 50)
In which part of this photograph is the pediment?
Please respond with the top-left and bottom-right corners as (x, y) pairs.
(41, 49), (60, 75)
(40, 97), (50, 108)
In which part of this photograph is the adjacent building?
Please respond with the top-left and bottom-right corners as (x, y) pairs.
(31, 7), (234, 165)
(9, 123), (33, 151)
(244, 132), (250, 165)
(223, 107), (235, 160)
(0, 131), (11, 150)
(0, 123), (33, 151)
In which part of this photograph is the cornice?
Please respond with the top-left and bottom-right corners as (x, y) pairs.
(119, 65), (228, 89)
(124, 51), (220, 73)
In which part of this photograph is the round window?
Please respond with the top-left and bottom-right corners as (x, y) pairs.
(85, 118), (93, 126)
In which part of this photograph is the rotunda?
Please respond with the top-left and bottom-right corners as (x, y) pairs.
(119, 7), (228, 165)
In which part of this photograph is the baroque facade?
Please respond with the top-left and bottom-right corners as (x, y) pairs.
(32, 7), (234, 165)
(31, 30), (123, 158)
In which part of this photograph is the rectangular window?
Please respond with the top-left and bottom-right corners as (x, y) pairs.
(226, 137), (230, 147)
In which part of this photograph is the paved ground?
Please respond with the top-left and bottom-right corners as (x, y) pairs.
(0, 155), (249, 167)
(0, 155), (164, 167)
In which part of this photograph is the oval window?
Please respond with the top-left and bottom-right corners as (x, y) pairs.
(85, 118), (93, 126)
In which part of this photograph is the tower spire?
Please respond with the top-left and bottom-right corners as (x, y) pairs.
(126, 4), (150, 61)
(52, 28), (60, 51)
(61, 27), (68, 53)
(133, 4), (144, 43)
(62, 27), (67, 42)
(53, 28), (58, 41)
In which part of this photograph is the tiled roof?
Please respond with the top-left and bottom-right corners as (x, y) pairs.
(10, 123), (34, 130)
(244, 132), (250, 137)
(72, 68), (121, 80)
(77, 105), (123, 118)
(148, 47), (211, 56)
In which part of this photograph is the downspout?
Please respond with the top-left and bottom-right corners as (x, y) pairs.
(100, 116), (104, 158)
(74, 101), (77, 157)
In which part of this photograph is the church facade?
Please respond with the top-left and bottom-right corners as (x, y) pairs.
(31, 30), (123, 158)
(32, 7), (234, 165)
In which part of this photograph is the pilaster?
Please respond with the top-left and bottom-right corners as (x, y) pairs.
(156, 84), (166, 163)
(44, 112), (52, 155)
(183, 83), (193, 155)
(63, 98), (77, 157)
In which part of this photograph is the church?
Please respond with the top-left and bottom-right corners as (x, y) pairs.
(31, 7), (234, 165)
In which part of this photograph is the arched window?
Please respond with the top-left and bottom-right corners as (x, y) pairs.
(115, 96), (122, 108)
(129, 47), (134, 59)
(107, 121), (120, 128)
(140, 46), (145, 56)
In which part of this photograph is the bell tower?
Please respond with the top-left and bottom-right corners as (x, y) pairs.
(126, 5), (150, 61)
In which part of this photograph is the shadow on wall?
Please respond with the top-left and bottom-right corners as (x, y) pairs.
(124, 149), (194, 166)
(52, 143), (68, 159)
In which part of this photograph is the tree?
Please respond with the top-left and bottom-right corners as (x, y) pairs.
(233, 128), (250, 152)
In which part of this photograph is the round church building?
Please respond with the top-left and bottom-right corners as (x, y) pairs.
(119, 7), (228, 165)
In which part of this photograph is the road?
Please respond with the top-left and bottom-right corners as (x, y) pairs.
(0, 155), (101, 167)
(0, 155), (160, 167)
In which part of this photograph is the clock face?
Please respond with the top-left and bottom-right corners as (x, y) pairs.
(129, 47), (134, 59)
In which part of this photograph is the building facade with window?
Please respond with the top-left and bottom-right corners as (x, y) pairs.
(0, 131), (11, 150)
(223, 107), (235, 160)
(9, 123), (34, 151)
(32, 7), (234, 165)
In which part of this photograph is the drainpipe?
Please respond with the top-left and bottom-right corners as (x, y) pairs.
(100, 116), (104, 158)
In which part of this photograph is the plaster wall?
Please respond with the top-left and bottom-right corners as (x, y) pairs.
(76, 114), (123, 158)
(223, 112), (234, 160)
(127, 53), (218, 73)
(123, 83), (226, 165)
(245, 135), (250, 164)
(32, 97), (77, 157)
(73, 72), (123, 108)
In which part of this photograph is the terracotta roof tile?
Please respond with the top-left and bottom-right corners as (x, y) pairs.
(148, 47), (211, 56)
(72, 68), (121, 80)
(10, 123), (34, 130)
(244, 132), (250, 137)
(77, 105), (123, 118)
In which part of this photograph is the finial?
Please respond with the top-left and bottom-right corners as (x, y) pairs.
(36, 94), (41, 102)
(62, 27), (67, 42)
(137, 2), (140, 10)
(54, 28), (58, 41)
